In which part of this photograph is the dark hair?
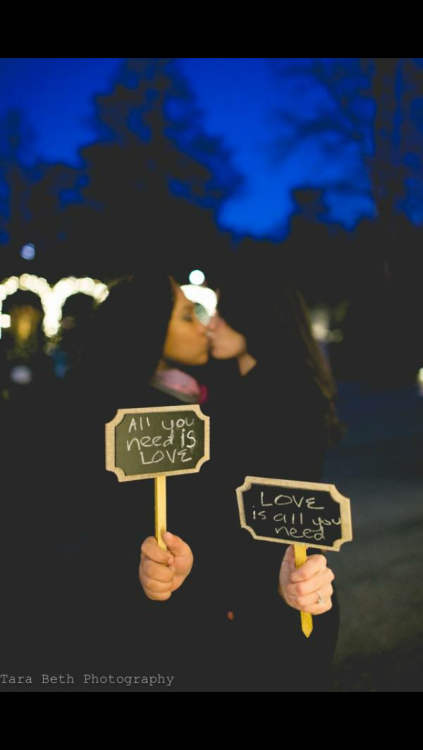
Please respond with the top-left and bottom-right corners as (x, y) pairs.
(3, 290), (44, 314)
(75, 272), (175, 421)
(217, 246), (346, 448)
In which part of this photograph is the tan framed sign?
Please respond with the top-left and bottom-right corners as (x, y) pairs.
(237, 476), (353, 638)
(236, 476), (353, 553)
(105, 405), (210, 483)
(105, 405), (210, 551)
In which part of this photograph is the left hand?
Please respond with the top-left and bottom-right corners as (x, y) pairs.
(278, 545), (335, 615)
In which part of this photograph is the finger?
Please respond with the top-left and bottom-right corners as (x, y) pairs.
(288, 583), (334, 611)
(281, 545), (296, 571)
(141, 537), (174, 567)
(298, 593), (334, 615)
(162, 532), (192, 560)
(142, 560), (175, 584)
(287, 568), (335, 599)
(290, 554), (328, 583)
(284, 545), (296, 562)
(141, 578), (173, 596)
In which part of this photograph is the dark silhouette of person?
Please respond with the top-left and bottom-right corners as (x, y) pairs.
(0, 290), (54, 409)
(52, 293), (97, 380)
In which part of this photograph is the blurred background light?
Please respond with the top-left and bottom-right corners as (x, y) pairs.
(0, 275), (109, 338)
(20, 243), (36, 261)
(189, 270), (206, 286)
(181, 284), (217, 320)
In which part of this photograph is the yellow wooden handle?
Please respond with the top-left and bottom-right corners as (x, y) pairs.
(155, 476), (167, 551)
(294, 544), (313, 639)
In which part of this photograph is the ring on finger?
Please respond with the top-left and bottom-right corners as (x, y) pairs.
(316, 590), (326, 605)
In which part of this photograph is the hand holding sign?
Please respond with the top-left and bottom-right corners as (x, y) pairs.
(278, 544), (335, 615)
(140, 532), (194, 601)
(237, 477), (353, 638)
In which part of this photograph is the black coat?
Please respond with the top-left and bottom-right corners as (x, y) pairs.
(33, 354), (340, 693)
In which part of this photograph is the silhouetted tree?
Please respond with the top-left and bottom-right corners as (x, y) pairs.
(0, 110), (37, 273)
(268, 58), (423, 384)
(267, 57), (375, 227)
(62, 58), (243, 277)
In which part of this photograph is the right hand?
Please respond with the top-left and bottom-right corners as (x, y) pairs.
(139, 532), (194, 602)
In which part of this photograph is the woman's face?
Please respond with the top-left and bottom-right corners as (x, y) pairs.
(162, 282), (210, 367)
(208, 311), (248, 360)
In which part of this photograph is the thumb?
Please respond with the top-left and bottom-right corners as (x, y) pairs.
(284, 544), (295, 560)
(283, 545), (296, 569)
(162, 532), (191, 558)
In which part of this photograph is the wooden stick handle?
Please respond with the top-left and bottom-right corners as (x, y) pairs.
(294, 544), (314, 639)
(155, 476), (167, 551)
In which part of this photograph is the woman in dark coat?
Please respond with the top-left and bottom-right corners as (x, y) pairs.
(201, 250), (345, 692)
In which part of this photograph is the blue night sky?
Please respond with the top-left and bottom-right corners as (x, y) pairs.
(0, 58), (375, 236)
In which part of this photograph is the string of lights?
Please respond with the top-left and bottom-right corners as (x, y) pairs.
(0, 275), (110, 338)
(0, 273), (218, 339)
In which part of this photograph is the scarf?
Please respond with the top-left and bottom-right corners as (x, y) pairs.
(150, 368), (209, 405)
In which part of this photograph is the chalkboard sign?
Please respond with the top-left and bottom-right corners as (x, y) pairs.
(106, 405), (210, 482)
(237, 477), (352, 552)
